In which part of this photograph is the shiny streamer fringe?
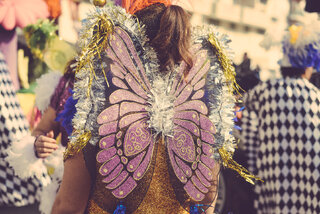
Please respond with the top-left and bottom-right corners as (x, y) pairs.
(208, 31), (258, 184)
(193, 26), (236, 154)
(64, 131), (91, 160)
(193, 25), (257, 184)
(208, 33), (242, 95)
(218, 147), (263, 184)
(76, 14), (114, 96)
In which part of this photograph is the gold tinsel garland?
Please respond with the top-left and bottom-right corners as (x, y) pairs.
(76, 14), (114, 96)
(208, 32), (261, 184)
(64, 131), (91, 160)
(208, 33), (242, 95)
(218, 147), (263, 184)
(64, 15), (114, 160)
(64, 6), (137, 159)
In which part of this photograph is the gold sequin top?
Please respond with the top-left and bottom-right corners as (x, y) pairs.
(85, 141), (189, 214)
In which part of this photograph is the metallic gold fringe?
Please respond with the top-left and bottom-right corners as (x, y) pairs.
(218, 147), (263, 184)
(208, 33), (243, 95)
(76, 15), (114, 96)
(63, 131), (92, 160)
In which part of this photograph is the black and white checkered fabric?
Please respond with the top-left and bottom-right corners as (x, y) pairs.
(241, 77), (320, 214)
(0, 51), (41, 206)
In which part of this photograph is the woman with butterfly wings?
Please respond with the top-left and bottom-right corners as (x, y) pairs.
(52, 1), (255, 213)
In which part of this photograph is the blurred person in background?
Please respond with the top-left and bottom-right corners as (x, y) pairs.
(240, 22), (320, 213)
(239, 52), (251, 76)
(33, 58), (76, 157)
(6, 58), (77, 214)
(235, 52), (260, 92)
(0, 50), (43, 214)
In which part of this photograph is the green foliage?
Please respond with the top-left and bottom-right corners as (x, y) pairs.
(24, 19), (58, 57)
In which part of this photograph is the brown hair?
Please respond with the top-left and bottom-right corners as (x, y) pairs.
(63, 58), (77, 78)
(135, 4), (193, 73)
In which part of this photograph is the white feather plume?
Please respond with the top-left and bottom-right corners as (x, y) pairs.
(35, 71), (62, 113)
(44, 146), (65, 180)
(39, 178), (60, 214)
(5, 135), (49, 183)
(148, 75), (175, 137)
(38, 146), (65, 214)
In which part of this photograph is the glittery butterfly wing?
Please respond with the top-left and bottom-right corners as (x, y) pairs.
(96, 26), (156, 200)
(166, 47), (218, 203)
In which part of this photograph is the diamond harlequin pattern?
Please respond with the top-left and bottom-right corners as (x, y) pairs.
(0, 53), (42, 206)
(241, 77), (320, 213)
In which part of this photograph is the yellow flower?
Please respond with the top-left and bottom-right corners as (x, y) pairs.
(289, 25), (303, 44)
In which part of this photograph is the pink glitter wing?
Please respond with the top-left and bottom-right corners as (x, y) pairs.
(167, 49), (217, 202)
(96, 26), (155, 199)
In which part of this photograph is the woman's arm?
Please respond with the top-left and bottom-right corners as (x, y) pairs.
(32, 106), (59, 158)
(32, 106), (59, 137)
(51, 151), (91, 214)
(205, 163), (220, 214)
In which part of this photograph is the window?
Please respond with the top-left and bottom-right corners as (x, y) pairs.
(233, 0), (255, 7)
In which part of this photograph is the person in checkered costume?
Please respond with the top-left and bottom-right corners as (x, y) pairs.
(0, 50), (42, 211)
(240, 22), (320, 213)
(3, 58), (76, 214)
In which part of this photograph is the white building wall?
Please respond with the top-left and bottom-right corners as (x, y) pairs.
(190, 0), (291, 80)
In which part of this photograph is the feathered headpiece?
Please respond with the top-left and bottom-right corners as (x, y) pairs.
(122, 0), (171, 14)
(92, 0), (172, 14)
(281, 21), (320, 71)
